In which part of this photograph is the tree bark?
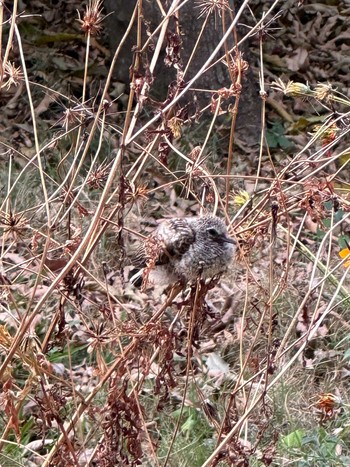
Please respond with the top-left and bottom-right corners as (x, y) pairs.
(104, 0), (261, 144)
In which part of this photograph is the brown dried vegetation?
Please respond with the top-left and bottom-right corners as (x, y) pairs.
(1, 0), (350, 466)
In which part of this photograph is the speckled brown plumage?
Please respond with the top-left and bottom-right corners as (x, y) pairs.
(132, 215), (235, 286)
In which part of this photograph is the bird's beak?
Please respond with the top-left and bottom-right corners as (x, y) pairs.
(222, 235), (235, 244)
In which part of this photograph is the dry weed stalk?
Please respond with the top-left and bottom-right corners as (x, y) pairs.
(1, 0), (350, 465)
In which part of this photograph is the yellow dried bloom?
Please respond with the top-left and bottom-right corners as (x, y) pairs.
(233, 190), (250, 207)
(271, 79), (312, 97)
(168, 117), (183, 139)
(313, 122), (337, 146)
(0, 325), (12, 347)
(314, 82), (334, 101)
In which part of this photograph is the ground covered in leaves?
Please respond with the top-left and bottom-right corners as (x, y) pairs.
(1, 1), (350, 466)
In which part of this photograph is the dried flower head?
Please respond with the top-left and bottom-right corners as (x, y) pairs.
(78, 0), (104, 36)
(0, 211), (28, 241)
(125, 182), (149, 208)
(242, 10), (282, 41)
(184, 147), (212, 199)
(299, 179), (328, 224)
(85, 323), (113, 354)
(189, 146), (202, 162)
(87, 160), (112, 189)
(0, 325), (12, 349)
(233, 190), (250, 207)
(271, 79), (312, 98)
(222, 52), (249, 78)
(312, 122), (338, 147)
(314, 82), (334, 102)
(168, 116), (183, 139)
(56, 103), (93, 131)
(1, 62), (23, 90)
(314, 393), (340, 420)
(195, 0), (232, 20)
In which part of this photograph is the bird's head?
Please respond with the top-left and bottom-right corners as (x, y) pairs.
(196, 216), (235, 248)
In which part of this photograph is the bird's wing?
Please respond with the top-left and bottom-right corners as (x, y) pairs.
(156, 218), (195, 259)
(130, 244), (148, 268)
(132, 218), (195, 267)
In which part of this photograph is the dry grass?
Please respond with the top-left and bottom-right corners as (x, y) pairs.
(1, 1), (350, 466)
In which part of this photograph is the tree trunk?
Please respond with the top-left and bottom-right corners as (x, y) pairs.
(104, 0), (261, 144)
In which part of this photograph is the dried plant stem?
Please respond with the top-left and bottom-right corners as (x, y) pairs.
(2, 0), (18, 66)
(182, 14), (209, 78)
(15, 24), (50, 224)
(125, 0), (251, 146)
(253, 39), (267, 194)
(2, 0), (350, 464)
(0, 2), (3, 72)
(0, 1), (138, 383)
(200, 0), (282, 78)
(163, 281), (203, 466)
(43, 285), (181, 466)
(0, 126), (82, 213)
(125, 0), (182, 144)
(277, 217), (350, 358)
(58, 111), (108, 226)
(206, 263), (350, 466)
(223, 5), (240, 209)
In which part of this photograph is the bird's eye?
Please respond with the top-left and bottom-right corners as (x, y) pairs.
(207, 227), (219, 236)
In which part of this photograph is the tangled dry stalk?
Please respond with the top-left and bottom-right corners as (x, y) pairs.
(1, 0), (350, 465)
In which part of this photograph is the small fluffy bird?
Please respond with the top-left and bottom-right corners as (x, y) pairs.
(131, 215), (235, 286)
